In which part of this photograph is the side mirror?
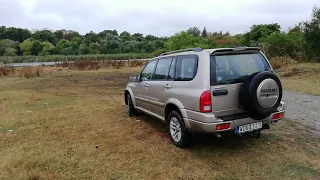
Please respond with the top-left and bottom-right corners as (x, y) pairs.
(130, 75), (139, 83)
(137, 75), (141, 82)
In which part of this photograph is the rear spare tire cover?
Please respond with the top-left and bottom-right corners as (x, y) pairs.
(239, 71), (282, 120)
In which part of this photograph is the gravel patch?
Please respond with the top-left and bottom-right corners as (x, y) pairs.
(282, 91), (320, 132)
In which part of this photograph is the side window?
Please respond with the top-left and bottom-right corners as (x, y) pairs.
(168, 58), (176, 80)
(152, 58), (173, 80)
(140, 60), (157, 81)
(175, 55), (198, 81)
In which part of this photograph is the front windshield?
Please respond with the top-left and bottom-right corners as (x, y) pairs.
(210, 53), (271, 85)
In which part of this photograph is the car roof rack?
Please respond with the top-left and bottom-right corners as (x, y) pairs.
(160, 47), (203, 56)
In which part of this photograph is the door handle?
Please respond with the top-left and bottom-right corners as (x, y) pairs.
(164, 84), (171, 89)
(213, 89), (228, 96)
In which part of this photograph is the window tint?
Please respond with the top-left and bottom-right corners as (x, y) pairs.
(168, 58), (176, 80)
(175, 55), (198, 81)
(211, 53), (270, 85)
(140, 60), (157, 81)
(153, 58), (173, 80)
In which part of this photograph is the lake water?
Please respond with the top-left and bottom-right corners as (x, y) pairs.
(6, 62), (60, 67)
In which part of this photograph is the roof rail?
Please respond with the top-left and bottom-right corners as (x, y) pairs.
(231, 46), (260, 50)
(160, 47), (203, 56)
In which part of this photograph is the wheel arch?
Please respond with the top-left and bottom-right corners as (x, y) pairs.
(164, 98), (188, 123)
(124, 87), (136, 106)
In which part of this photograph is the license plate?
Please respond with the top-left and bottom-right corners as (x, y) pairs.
(236, 122), (262, 134)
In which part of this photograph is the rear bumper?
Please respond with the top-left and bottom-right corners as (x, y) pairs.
(183, 102), (285, 133)
(184, 116), (276, 133)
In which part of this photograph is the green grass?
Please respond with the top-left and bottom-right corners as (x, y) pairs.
(0, 67), (319, 179)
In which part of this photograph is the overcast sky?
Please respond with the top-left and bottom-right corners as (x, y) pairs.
(0, 0), (317, 36)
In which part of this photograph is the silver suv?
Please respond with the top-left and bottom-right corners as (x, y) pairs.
(124, 47), (285, 148)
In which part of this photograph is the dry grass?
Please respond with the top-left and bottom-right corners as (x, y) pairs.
(0, 66), (46, 79)
(0, 67), (320, 179)
(276, 63), (320, 95)
(269, 56), (298, 70)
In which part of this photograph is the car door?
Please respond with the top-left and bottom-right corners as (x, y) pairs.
(134, 60), (157, 112)
(146, 57), (175, 118)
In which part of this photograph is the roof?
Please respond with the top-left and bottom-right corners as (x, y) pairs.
(158, 47), (261, 57)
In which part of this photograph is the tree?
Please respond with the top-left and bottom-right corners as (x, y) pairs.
(241, 24), (281, 46)
(132, 33), (143, 38)
(19, 38), (34, 55)
(304, 5), (320, 62)
(120, 31), (130, 37)
(54, 30), (64, 41)
(78, 43), (90, 55)
(39, 42), (55, 56)
(4, 47), (17, 56)
(0, 26), (5, 39)
(55, 39), (75, 55)
(100, 34), (123, 53)
(201, 27), (208, 38)
(99, 30), (118, 38)
(145, 35), (157, 41)
(165, 31), (204, 50)
(32, 30), (56, 44)
(3, 27), (31, 42)
(0, 39), (19, 56)
(89, 42), (101, 54)
(64, 31), (82, 41)
(251, 24), (281, 43)
(187, 27), (201, 37)
(84, 31), (100, 43)
(123, 41), (138, 53)
(30, 40), (43, 55)
(71, 37), (83, 46)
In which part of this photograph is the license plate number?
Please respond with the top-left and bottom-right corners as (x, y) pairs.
(236, 122), (262, 134)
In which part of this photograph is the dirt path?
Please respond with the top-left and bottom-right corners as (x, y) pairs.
(283, 91), (320, 131)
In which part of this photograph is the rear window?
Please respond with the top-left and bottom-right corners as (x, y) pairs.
(210, 53), (271, 85)
(175, 55), (198, 81)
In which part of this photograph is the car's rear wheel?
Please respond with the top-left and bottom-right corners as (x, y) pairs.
(127, 94), (136, 117)
(167, 111), (189, 148)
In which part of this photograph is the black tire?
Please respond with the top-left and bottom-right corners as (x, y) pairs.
(239, 71), (283, 120)
(127, 94), (136, 117)
(167, 111), (190, 148)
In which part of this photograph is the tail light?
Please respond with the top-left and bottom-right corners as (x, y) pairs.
(272, 112), (284, 120)
(216, 123), (231, 131)
(200, 90), (212, 113)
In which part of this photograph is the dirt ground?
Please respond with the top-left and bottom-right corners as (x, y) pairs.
(0, 67), (319, 180)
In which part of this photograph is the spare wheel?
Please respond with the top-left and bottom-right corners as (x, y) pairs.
(239, 71), (283, 120)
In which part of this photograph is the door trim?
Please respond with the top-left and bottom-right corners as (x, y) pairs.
(149, 100), (164, 107)
(135, 96), (149, 103)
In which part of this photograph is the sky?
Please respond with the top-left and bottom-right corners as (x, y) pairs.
(0, 0), (318, 37)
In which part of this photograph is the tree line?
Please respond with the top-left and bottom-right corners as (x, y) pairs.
(0, 5), (319, 62)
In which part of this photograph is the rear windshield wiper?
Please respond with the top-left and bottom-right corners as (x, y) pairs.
(218, 75), (249, 84)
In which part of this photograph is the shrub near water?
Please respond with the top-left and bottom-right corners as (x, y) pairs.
(55, 59), (149, 70)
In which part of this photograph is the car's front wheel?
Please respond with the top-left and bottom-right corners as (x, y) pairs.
(167, 111), (189, 148)
(127, 94), (136, 117)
